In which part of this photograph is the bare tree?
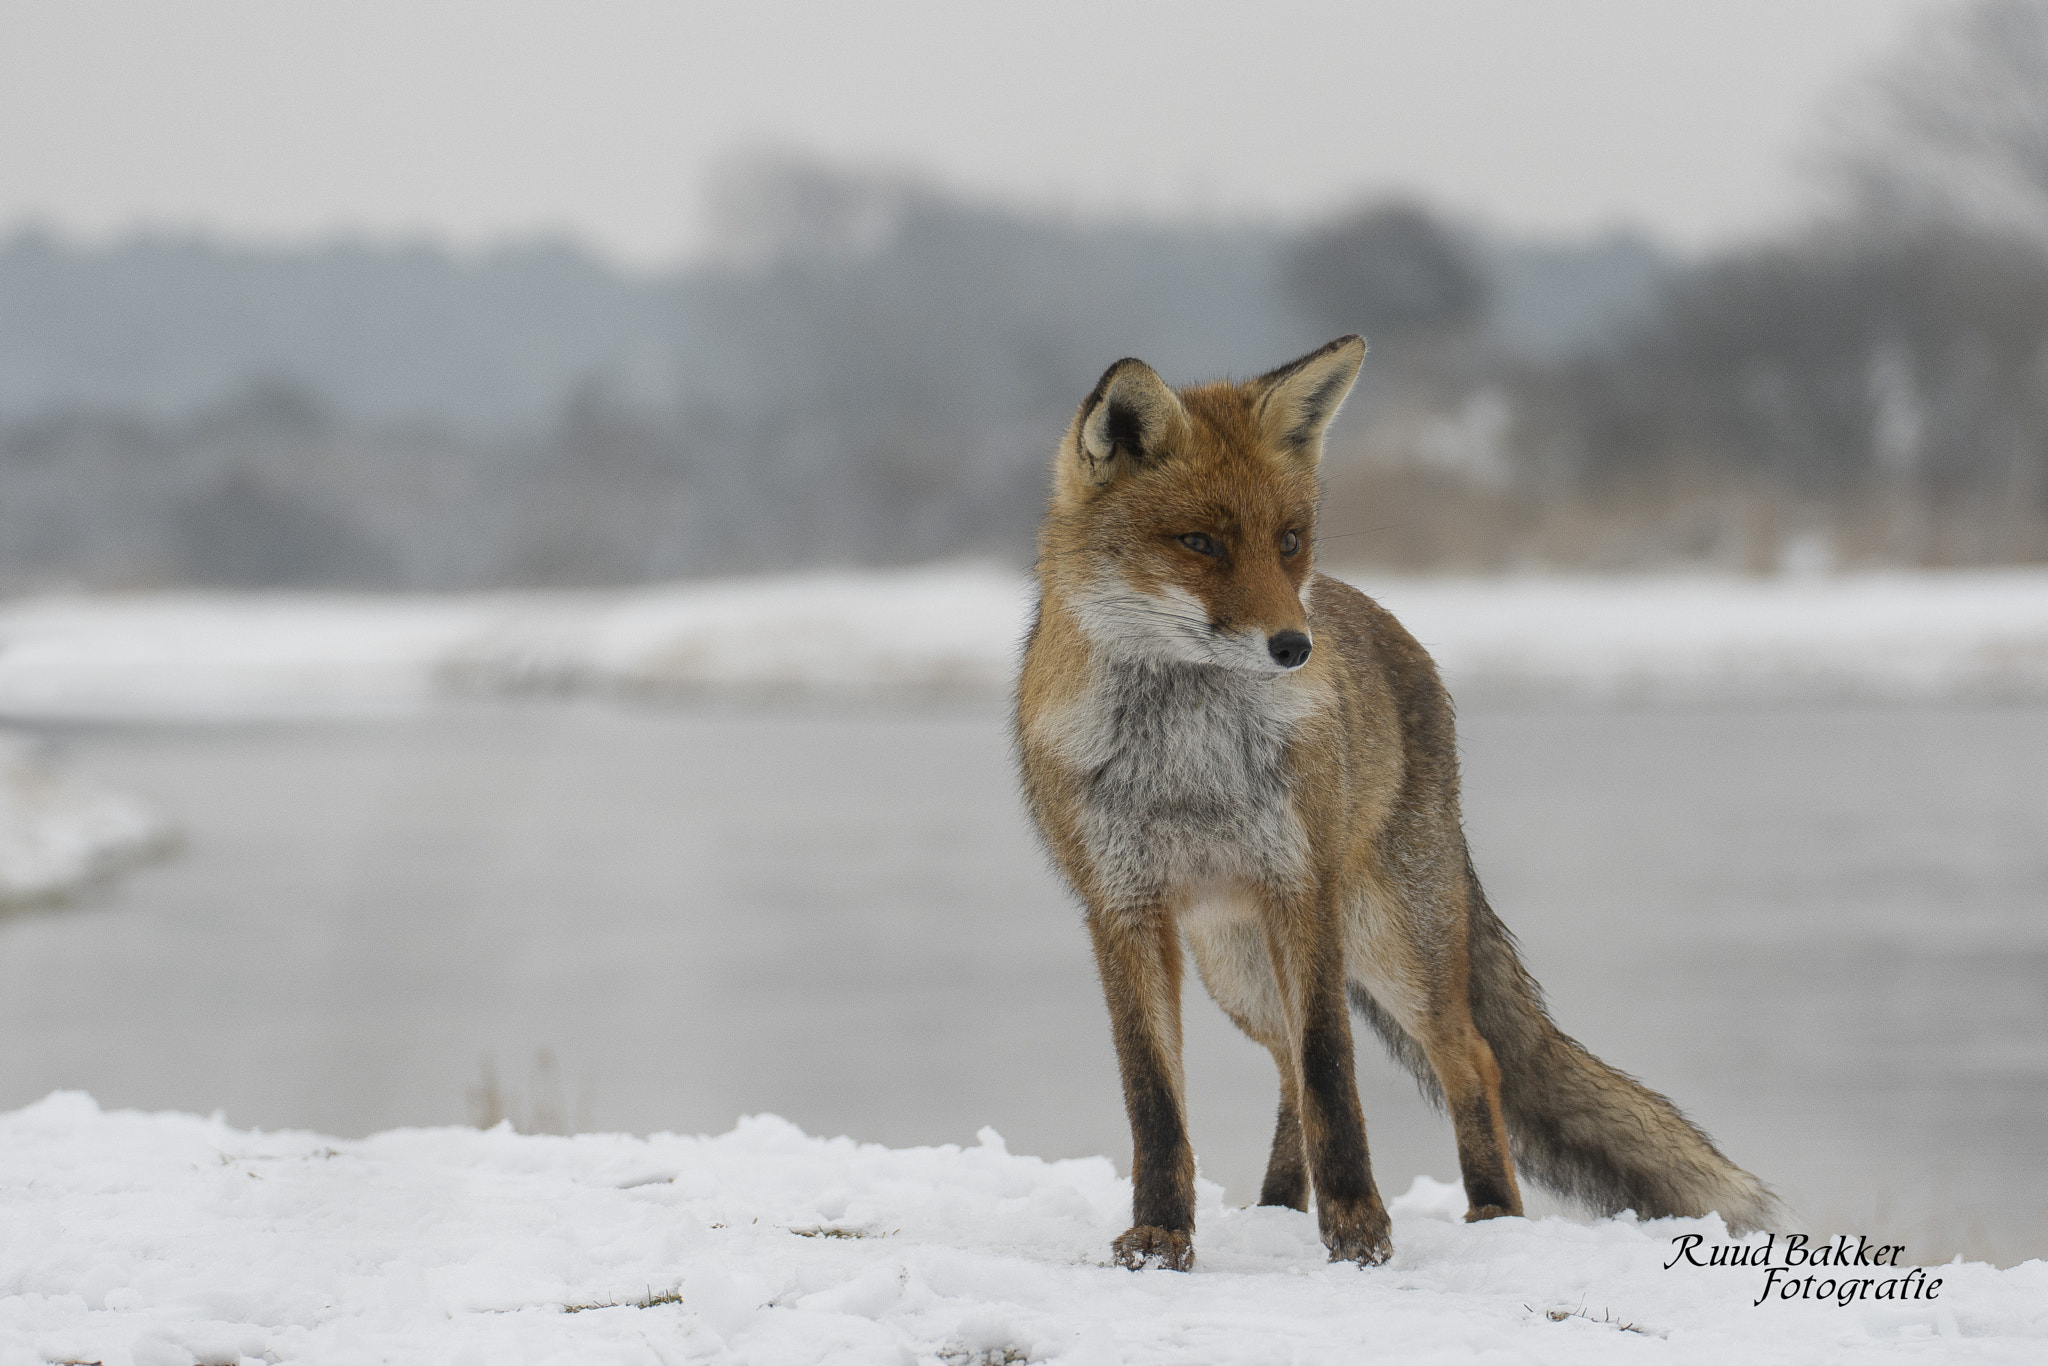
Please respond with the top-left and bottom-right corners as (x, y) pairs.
(1281, 202), (1489, 344)
(1829, 0), (2048, 243)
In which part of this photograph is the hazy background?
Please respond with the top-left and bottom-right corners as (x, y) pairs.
(1, 0), (2044, 1269)
(7, 0), (2047, 586)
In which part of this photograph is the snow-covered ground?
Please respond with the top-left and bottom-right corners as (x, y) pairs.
(1, 566), (2046, 720)
(1, 1095), (2041, 1366)
(0, 734), (169, 906)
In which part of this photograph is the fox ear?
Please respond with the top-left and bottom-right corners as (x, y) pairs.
(1255, 335), (1366, 465)
(1075, 357), (1186, 486)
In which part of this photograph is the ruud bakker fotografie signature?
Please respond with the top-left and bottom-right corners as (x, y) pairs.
(1665, 1233), (1943, 1308)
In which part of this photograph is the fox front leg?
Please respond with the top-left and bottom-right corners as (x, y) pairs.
(1086, 903), (1196, 1270)
(1268, 913), (1392, 1266)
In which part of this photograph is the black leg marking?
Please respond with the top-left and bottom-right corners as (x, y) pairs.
(1297, 989), (1392, 1264)
(1258, 1087), (1309, 1211)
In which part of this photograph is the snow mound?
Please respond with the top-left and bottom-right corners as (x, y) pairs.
(2, 1096), (2042, 1365)
(440, 569), (1033, 698)
(0, 736), (170, 905)
(1, 567), (2046, 720)
(0, 595), (495, 721)
(1374, 570), (2048, 702)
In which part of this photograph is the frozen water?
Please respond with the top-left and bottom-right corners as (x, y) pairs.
(1, 699), (2041, 1269)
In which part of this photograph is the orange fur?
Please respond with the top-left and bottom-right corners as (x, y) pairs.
(1016, 338), (1779, 1271)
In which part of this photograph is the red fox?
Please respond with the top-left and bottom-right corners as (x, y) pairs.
(1014, 337), (1780, 1270)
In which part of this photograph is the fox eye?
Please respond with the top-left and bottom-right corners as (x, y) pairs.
(1281, 530), (1301, 556)
(1178, 533), (1221, 557)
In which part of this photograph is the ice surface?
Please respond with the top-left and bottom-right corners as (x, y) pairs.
(1, 1094), (2041, 1365)
(1, 566), (2046, 720)
(7, 704), (2043, 1263)
(0, 734), (169, 905)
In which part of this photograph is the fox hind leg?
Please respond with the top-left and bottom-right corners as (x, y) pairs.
(1183, 913), (1308, 1211)
(1257, 1052), (1310, 1211)
(1430, 1020), (1522, 1220)
(1347, 932), (1523, 1222)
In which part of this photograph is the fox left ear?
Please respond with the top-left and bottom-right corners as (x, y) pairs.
(1255, 335), (1366, 465)
(1075, 357), (1187, 487)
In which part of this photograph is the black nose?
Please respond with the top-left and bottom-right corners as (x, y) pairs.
(1267, 630), (1312, 669)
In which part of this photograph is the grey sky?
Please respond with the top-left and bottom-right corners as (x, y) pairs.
(0, 0), (1946, 266)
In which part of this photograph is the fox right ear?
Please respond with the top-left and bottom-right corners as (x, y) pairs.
(1075, 358), (1185, 486)
(1255, 335), (1366, 466)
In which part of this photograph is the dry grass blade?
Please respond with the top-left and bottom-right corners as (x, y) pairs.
(562, 1286), (685, 1313)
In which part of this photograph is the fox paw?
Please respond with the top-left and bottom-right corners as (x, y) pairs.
(1322, 1208), (1393, 1266)
(1112, 1225), (1193, 1271)
(1464, 1204), (1518, 1222)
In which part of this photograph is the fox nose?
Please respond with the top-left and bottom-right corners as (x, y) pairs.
(1267, 630), (1312, 670)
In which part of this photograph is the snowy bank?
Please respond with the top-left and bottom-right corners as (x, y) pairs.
(0, 595), (499, 721)
(0, 735), (169, 905)
(0, 1095), (2040, 1366)
(1, 567), (2046, 720)
(1371, 570), (2048, 703)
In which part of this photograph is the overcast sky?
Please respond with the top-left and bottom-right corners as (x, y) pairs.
(0, 0), (1949, 267)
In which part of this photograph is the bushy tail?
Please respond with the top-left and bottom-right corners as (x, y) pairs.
(1354, 872), (1784, 1234)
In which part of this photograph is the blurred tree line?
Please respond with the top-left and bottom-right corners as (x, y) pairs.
(1326, 0), (2048, 572)
(2, 0), (2045, 589)
(0, 182), (1655, 588)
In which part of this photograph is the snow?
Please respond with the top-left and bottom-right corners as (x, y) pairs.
(1372, 570), (2048, 703)
(1, 1095), (2041, 1366)
(0, 734), (169, 906)
(0, 596), (497, 721)
(0, 567), (2045, 721)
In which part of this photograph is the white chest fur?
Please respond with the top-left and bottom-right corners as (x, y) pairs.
(1042, 658), (1314, 912)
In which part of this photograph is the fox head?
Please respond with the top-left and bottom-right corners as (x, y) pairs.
(1042, 336), (1366, 674)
